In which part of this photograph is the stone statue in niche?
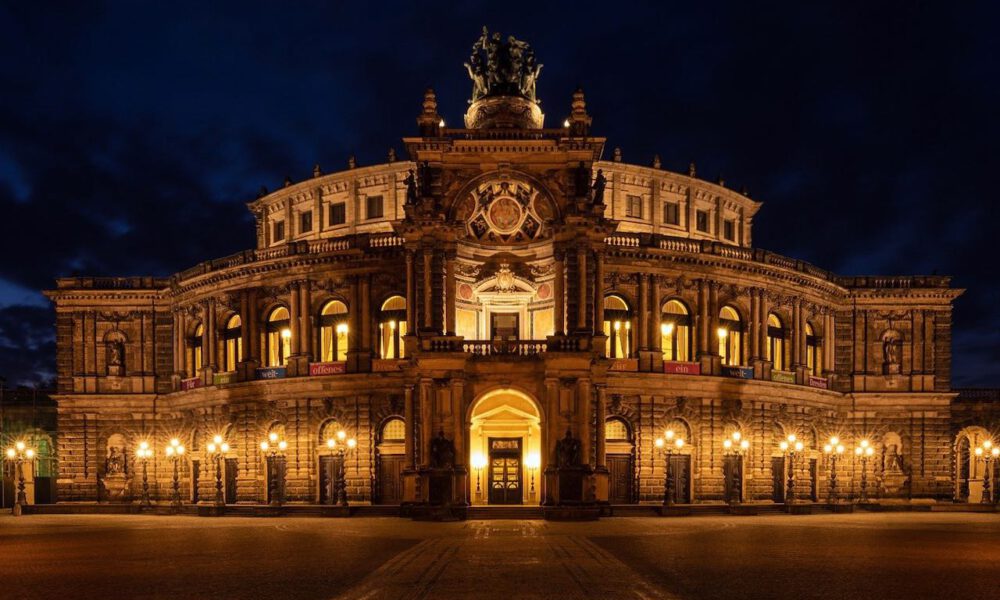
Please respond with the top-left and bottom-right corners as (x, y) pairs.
(403, 169), (417, 205)
(592, 169), (607, 205)
(429, 430), (456, 469)
(882, 330), (902, 375)
(556, 429), (582, 468)
(105, 446), (127, 476)
(106, 339), (125, 376)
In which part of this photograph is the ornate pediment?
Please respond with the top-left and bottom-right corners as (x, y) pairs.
(455, 178), (555, 245)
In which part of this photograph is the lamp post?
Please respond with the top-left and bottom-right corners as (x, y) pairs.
(206, 434), (230, 506)
(4, 441), (35, 516)
(854, 439), (875, 503)
(655, 429), (686, 506)
(973, 440), (999, 504)
(164, 438), (186, 508)
(722, 431), (750, 504)
(526, 451), (541, 501)
(778, 434), (804, 503)
(471, 452), (487, 501)
(324, 429), (357, 507)
(135, 441), (154, 508)
(822, 436), (845, 503)
(260, 432), (288, 506)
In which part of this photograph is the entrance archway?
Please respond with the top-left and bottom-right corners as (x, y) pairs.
(468, 389), (542, 505)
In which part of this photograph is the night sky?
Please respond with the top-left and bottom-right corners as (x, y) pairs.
(1, 1), (997, 388)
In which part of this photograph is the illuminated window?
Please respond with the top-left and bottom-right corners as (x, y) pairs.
(660, 299), (691, 362)
(606, 418), (630, 441)
(718, 305), (742, 366)
(187, 323), (203, 376)
(265, 307), (291, 367)
(806, 322), (821, 376)
(222, 314), (242, 372)
(626, 194), (642, 219)
(379, 296), (407, 359)
(603, 295), (632, 358)
(766, 313), (786, 371)
(381, 418), (406, 442)
(319, 300), (349, 362)
(329, 202), (346, 226)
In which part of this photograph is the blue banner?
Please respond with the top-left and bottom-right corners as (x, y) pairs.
(721, 366), (754, 379)
(255, 367), (287, 380)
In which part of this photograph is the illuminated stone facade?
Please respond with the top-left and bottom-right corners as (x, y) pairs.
(45, 35), (976, 511)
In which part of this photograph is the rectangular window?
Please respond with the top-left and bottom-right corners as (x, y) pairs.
(329, 202), (346, 226)
(299, 211), (313, 234)
(273, 220), (285, 242)
(626, 194), (643, 219)
(366, 195), (384, 219)
(696, 210), (709, 233)
(663, 202), (680, 225)
(724, 219), (735, 241)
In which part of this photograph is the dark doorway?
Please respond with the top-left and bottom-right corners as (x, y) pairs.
(191, 460), (200, 504)
(667, 454), (691, 504)
(957, 437), (970, 501)
(377, 454), (404, 504)
(265, 456), (287, 504)
(1, 461), (13, 509)
(723, 455), (742, 503)
(224, 457), (238, 504)
(319, 455), (341, 504)
(488, 437), (522, 504)
(490, 313), (519, 340)
(607, 454), (633, 503)
(772, 456), (786, 502)
(809, 458), (819, 502)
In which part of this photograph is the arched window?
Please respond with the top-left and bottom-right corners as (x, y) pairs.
(766, 313), (785, 370)
(380, 418), (406, 443)
(379, 296), (407, 359)
(319, 300), (349, 362)
(222, 315), (242, 372)
(605, 418), (631, 441)
(718, 306), (743, 366)
(603, 295), (632, 358)
(660, 299), (691, 362)
(265, 307), (291, 367)
(187, 323), (204, 376)
(805, 322), (821, 376)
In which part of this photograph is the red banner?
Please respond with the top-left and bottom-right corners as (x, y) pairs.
(309, 362), (346, 376)
(180, 377), (203, 391)
(663, 361), (701, 375)
(808, 376), (829, 389)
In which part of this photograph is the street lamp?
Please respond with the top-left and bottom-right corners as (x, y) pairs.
(260, 432), (288, 506)
(655, 429), (686, 506)
(973, 440), (999, 504)
(722, 431), (750, 504)
(135, 441), (154, 508)
(854, 439), (875, 503)
(4, 441), (35, 516)
(471, 452), (487, 500)
(778, 434), (804, 503)
(822, 436), (846, 503)
(324, 430), (357, 506)
(206, 434), (230, 506)
(525, 451), (541, 501)
(164, 438), (186, 508)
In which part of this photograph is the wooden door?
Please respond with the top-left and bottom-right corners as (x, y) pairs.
(378, 454), (404, 504)
(669, 454), (691, 504)
(191, 460), (200, 503)
(607, 454), (633, 504)
(488, 438), (522, 505)
(266, 457), (287, 504)
(319, 455), (340, 504)
(772, 456), (786, 502)
(809, 458), (819, 501)
(224, 458), (238, 504)
(723, 455), (742, 503)
(958, 438), (970, 501)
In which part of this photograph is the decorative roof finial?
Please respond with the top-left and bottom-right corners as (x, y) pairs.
(568, 87), (592, 136)
(387, 148), (396, 163)
(465, 27), (542, 103)
(717, 174), (725, 187)
(283, 176), (293, 188)
(347, 155), (357, 169)
(417, 87), (442, 136)
(652, 154), (662, 169)
(688, 161), (697, 177)
(257, 185), (268, 198)
(613, 147), (622, 162)
(312, 164), (322, 178)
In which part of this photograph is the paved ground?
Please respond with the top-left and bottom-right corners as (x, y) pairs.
(1, 513), (998, 599)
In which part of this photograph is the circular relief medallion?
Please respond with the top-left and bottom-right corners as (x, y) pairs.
(536, 283), (551, 300)
(458, 283), (474, 300)
(487, 196), (523, 234)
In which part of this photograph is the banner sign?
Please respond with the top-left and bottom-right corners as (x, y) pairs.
(180, 377), (203, 391)
(663, 361), (701, 375)
(609, 358), (638, 372)
(213, 372), (236, 386)
(255, 367), (287, 380)
(309, 362), (346, 376)
(808, 376), (829, 389)
(771, 370), (796, 384)
(721, 366), (754, 379)
(372, 359), (403, 372)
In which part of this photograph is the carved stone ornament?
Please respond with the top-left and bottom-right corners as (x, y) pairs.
(462, 179), (552, 244)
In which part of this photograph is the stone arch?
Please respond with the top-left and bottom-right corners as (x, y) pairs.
(467, 388), (544, 505)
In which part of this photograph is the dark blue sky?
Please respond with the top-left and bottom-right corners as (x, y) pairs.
(1, 1), (997, 388)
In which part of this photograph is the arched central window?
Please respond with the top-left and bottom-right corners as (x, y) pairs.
(766, 313), (786, 370)
(380, 417), (406, 443)
(805, 322), (821, 376)
(718, 306), (743, 366)
(222, 315), (242, 372)
(603, 295), (632, 358)
(319, 300), (349, 362)
(188, 323), (203, 376)
(265, 307), (291, 367)
(379, 296), (407, 359)
(660, 299), (691, 362)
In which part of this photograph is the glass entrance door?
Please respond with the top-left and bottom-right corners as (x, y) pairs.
(490, 313), (519, 340)
(488, 438), (522, 504)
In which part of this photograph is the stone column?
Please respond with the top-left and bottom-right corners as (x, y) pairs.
(289, 282), (301, 352)
(697, 280), (709, 357)
(578, 378), (592, 467)
(404, 385), (415, 469)
(824, 312), (836, 374)
(553, 251), (565, 336)
(595, 385), (607, 469)
(445, 251), (457, 336)
(422, 248), (433, 331)
(346, 277), (360, 372)
(299, 279), (311, 358)
(451, 379), (465, 466)
(359, 275), (372, 372)
(638, 274), (649, 351)
(790, 299), (801, 369)
(204, 301), (216, 370)
(749, 289), (760, 361)
(593, 250), (605, 333)
(405, 250), (415, 334)
(649, 277), (661, 352)
(419, 378), (433, 468)
(576, 246), (588, 331)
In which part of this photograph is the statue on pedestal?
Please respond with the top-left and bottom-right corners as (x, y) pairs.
(429, 430), (456, 470)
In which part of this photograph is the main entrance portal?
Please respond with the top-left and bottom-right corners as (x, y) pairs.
(469, 389), (542, 506)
